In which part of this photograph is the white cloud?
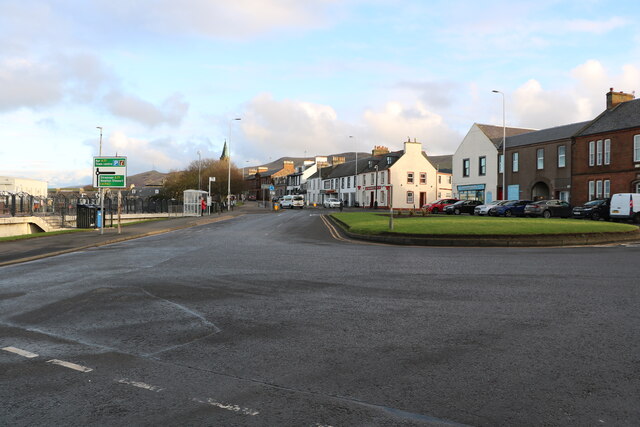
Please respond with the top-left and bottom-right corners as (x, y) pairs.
(363, 101), (461, 155)
(565, 17), (628, 35)
(104, 92), (189, 128)
(0, 53), (113, 112)
(241, 93), (351, 158)
(99, 0), (340, 39)
(511, 60), (640, 128)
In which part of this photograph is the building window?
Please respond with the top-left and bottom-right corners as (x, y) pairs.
(589, 141), (595, 166)
(512, 152), (519, 172)
(386, 156), (393, 165)
(588, 180), (595, 201)
(363, 175), (366, 186)
(604, 139), (611, 165)
(596, 140), (603, 165)
(604, 180), (610, 198)
(463, 159), (470, 177)
(420, 172), (426, 184)
(634, 135), (640, 162)
(407, 172), (414, 184)
(478, 156), (486, 176)
(499, 154), (504, 173)
(596, 180), (603, 198)
(536, 148), (544, 170)
(406, 191), (414, 204)
(558, 145), (566, 168)
(438, 175), (442, 184)
(347, 176), (351, 188)
(448, 176), (451, 184)
(341, 177), (345, 189)
(380, 173), (385, 185)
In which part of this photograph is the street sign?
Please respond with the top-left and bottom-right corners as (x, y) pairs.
(269, 185), (275, 191)
(93, 156), (127, 188)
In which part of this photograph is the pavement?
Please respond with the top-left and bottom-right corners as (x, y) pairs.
(0, 202), (272, 267)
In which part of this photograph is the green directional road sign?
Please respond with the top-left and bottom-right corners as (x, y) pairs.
(93, 156), (127, 188)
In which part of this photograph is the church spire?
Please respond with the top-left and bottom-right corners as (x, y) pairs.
(220, 139), (229, 160)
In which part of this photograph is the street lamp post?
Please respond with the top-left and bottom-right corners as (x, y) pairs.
(96, 126), (104, 235)
(374, 164), (378, 209)
(492, 90), (506, 200)
(197, 150), (202, 191)
(350, 135), (357, 207)
(228, 117), (241, 208)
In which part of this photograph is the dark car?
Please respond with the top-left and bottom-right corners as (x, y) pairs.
(524, 199), (572, 218)
(489, 200), (533, 217)
(444, 200), (483, 215)
(572, 198), (610, 221)
(422, 198), (459, 214)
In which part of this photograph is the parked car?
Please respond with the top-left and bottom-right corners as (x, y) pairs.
(486, 200), (512, 216)
(247, 195), (256, 201)
(572, 198), (610, 221)
(280, 195), (293, 208)
(444, 200), (483, 215)
(609, 193), (640, 223)
(474, 200), (501, 216)
(323, 198), (341, 208)
(490, 200), (533, 217)
(422, 198), (459, 214)
(291, 195), (305, 209)
(524, 200), (572, 218)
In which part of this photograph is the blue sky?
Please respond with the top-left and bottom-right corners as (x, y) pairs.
(1, 0), (639, 187)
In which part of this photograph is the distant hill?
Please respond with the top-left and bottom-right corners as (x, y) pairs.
(127, 170), (167, 188)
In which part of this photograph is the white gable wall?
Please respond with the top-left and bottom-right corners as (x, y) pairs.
(452, 124), (499, 202)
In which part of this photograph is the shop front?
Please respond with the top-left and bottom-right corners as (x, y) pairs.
(456, 184), (486, 202)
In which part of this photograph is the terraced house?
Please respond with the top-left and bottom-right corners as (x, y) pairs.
(572, 89), (640, 206)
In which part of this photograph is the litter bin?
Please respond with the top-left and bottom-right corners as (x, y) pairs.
(77, 204), (100, 228)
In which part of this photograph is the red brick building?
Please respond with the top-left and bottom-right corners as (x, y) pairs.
(572, 89), (640, 206)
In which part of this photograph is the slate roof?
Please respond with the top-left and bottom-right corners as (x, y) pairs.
(576, 98), (640, 136)
(476, 124), (537, 148)
(505, 121), (591, 148)
(427, 155), (452, 173)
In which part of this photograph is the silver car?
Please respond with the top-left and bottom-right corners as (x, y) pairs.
(474, 200), (501, 216)
(323, 198), (341, 208)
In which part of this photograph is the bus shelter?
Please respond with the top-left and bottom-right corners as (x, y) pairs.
(183, 189), (208, 216)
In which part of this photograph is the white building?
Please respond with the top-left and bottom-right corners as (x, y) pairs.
(452, 124), (534, 202)
(0, 176), (48, 197)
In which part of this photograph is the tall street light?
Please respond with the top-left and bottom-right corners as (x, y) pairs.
(96, 126), (104, 234)
(492, 90), (506, 200)
(228, 117), (241, 207)
(349, 135), (356, 207)
(197, 150), (202, 191)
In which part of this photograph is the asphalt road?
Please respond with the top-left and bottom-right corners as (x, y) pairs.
(1, 209), (639, 426)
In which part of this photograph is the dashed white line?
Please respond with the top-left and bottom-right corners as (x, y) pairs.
(2, 346), (39, 358)
(192, 398), (259, 416)
(117, 378), (164, 392)
(46, 359), (93, 373)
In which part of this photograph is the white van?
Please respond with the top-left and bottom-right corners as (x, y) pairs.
(279, 195), (293, 208)
(609, 193), (640, 222)
(292, 195), (304, 209)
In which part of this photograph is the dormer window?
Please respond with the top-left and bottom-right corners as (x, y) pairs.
(368, 160), (372, 168)
(386, 157), (392, 165)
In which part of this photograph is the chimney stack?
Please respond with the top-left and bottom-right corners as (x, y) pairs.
(606, 87), (635, 110)
(371, 145), (390, 156)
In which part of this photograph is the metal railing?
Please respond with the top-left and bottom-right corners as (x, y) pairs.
(0, 191), (182, 227)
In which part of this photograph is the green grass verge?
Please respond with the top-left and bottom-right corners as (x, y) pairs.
(0, 229), (87, 242)
(331, 212), (638, 235)
(0, 218), (170, 242)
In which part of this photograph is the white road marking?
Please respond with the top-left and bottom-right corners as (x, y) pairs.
(2, 346), (39, 358)
(192, 398), (259, 416)
(117, 378), (164, 392)
(46, 359), (93, 373)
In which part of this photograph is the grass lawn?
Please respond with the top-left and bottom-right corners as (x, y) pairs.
(0, 218), (169, 242)
(331, 212), (638, 235)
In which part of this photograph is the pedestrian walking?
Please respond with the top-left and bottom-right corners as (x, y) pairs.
(201, 197), (206, 216)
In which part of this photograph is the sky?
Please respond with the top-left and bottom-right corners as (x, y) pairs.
(1, 0), (639, 187)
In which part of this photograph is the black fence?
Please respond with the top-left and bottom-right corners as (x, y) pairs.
(0, 191), (182, 227)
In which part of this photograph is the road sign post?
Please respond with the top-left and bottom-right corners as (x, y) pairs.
(93, 157), (127, 234)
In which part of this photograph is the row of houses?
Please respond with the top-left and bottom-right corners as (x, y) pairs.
(452, 88), (640, 207)
(245, 88), (639, 209)
(245, 142), (453, 209)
